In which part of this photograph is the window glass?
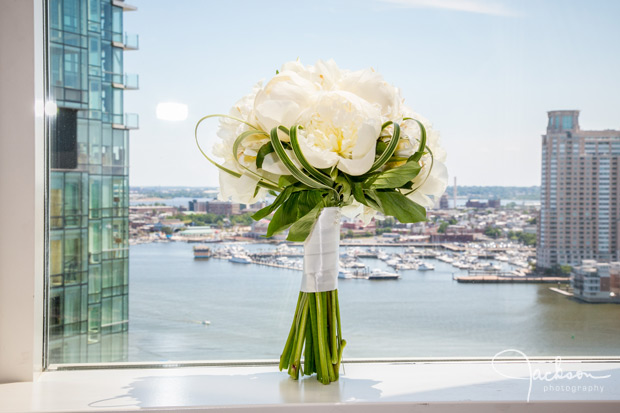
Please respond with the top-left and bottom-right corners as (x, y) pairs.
(45, 0), (620, 366)
(63, 47), (80, 89)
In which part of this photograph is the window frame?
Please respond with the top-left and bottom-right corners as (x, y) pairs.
(0, 0), (46, 383)
(2, 6), (620, 411)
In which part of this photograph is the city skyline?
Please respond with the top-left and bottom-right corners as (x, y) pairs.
(123, 0), (620, 188)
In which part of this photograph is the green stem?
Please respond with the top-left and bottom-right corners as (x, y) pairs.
(330, 290), (338, 365)
(335, 339), (347, 378)
(321, 293), (336, 382)
(291, 296), (309, 379)
(288, 294), (308, 374)
(335, 290), (342, 346)
(308, 293), (322, 382)
(334, 290), (343, 379)
(304, 314), (313, 376)
(315, 292), (329, 384)
(279, 292), (302, 371)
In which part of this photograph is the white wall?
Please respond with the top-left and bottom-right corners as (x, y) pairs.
(0, 0), (44, 383)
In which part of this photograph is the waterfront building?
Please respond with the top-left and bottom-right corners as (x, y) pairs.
(537, 111), (620, 269)
(487, 199), (501, 208)
(189, 199), (208, 213)
(207, 201), (241, 215)
(465, 199), (500, 209)
(571, 260), (620, 303)
(48, 0), (137, 363)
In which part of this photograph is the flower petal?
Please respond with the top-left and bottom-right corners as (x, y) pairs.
(260, 152), (291, 175)
(337, 145), (375, 176)
(352, 120), (380, 159)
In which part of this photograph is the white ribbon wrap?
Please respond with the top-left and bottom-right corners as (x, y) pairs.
(300, 207), (341, 293)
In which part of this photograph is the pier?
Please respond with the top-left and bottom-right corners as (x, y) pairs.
(456, 275), (570, 284)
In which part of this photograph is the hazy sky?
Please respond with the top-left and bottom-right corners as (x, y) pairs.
(124, 0), (620, 187)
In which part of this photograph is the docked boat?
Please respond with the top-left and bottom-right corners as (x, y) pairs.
(341, 258), (366, 269)
(395, 262), (417, 270)
(377, 251), (390, 261)
(417, 262), (435, 271)
(367, 268), (400, 280)
(230, 253), (252, 264)
(338, 270), (354, 279)
(193, 245), (212, 259)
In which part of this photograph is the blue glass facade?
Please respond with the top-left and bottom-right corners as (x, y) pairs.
(48, 0), (137, 364)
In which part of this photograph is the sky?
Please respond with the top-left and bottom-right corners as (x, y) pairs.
(123, 0), (620, 187)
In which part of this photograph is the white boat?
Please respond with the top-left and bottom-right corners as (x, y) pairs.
(338, 270), (354, 279)
(367, 268), (400, 280)
(417, 262), (435, 271)
(385, 258), (401, 267)
(230, 254), (252, 264)
(395, 263), (417, 270)
(341, 258), (366, 269)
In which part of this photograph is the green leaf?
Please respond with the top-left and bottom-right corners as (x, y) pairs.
(287, 203), (323, 242)
(364, 161), (421, 189)
(376, 140), (387, 155)
(256, 142), (274, 169)
(352, 182), (368, 206)
(297, 190), (324, 213)
(329, 167), (338, 181)
(335, 174), (351, 204)
(251, 186), (293, 221)
(266, 192), (301, 237)
(363, 189), (384, 213)
(374, 190), (427, 223)
(278, 175), (298, 187)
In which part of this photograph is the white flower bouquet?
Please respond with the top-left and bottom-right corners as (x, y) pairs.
(196, 60), (447, 383)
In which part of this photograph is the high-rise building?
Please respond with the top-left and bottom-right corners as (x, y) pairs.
(537, 110), (620, 270)
(48, 0), (138, 363)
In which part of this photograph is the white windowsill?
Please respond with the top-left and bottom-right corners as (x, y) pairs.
(1, 360), (619, 412)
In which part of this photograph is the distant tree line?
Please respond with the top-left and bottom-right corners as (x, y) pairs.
(447, 186), (540, 200)
(132, 186), (218, 199)
(172, 212), (254, 227)
(483, 226), (536, 246)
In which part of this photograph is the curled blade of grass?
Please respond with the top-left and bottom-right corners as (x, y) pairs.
(403, 117), (427, 163)
(269, 127), (331, 190)
(289, 126), (333, 187)
(232, 129), (281, 188)
(404, 145), (435, 195)
(195, 115), (243, 178)
(195, 114), (280, 192)
(367, 122), (400, 173)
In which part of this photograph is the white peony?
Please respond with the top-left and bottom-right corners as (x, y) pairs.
(212, 59), (447, 211)
(249, 60), (402, 176)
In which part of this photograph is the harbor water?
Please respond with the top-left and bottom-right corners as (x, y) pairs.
(128, 242), (620, 362)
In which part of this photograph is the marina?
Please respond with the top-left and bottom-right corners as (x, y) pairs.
(192, 240), (537, 281)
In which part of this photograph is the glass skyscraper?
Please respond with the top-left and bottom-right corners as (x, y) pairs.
(48, 0), (137, 364)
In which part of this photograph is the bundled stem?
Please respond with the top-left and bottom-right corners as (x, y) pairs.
(279, 290), (345, 384)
